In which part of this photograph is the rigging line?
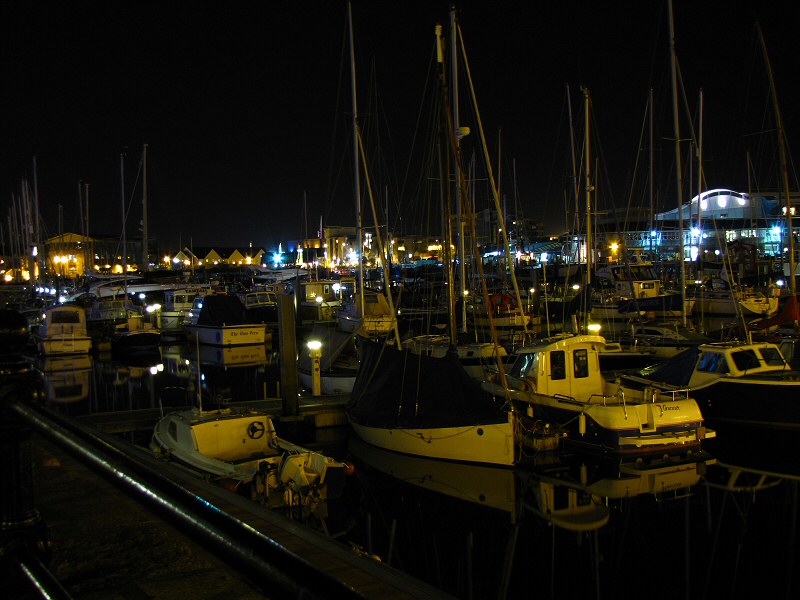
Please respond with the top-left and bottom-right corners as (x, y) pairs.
(456, 23), (527, 337)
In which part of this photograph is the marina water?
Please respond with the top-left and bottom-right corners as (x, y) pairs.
(39, 341), (798, 599)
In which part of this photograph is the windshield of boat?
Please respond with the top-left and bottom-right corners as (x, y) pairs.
(51, 310), (81, 324)
(697, 352), (730, 374)
(730, 350), (760, 371)
(509, 352), (538, 379)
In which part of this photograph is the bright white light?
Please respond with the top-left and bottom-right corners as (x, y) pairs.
(691, 228), (700, 237)
(587, 323), (602, 333)
(315, 296), (323, 303)
(772, 226), (782, 235)
(146, 304), (161, 313)
(307, 340), (322, 350)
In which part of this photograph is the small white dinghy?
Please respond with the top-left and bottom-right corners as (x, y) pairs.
(150, 406), (348, 512)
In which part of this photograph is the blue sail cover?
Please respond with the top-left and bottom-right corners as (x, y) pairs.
(347, 339), (508, 429)
(634, 346), (701, 387)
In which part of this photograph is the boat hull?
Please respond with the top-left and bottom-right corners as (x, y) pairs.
(347, 415), (516, 466)
(523, 394), (710, 455)
(35, 335), (92, 356)
(150, 408), (348, 506)
(690, 378), (800, 429)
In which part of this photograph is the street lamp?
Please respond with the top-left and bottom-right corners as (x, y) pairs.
(307, 340), (323, 396)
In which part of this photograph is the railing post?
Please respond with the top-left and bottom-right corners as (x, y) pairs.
(0, 308), (69, 598)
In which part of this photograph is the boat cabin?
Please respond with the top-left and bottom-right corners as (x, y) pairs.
(686, 342), (789, 388)
(594, 264), (662, 299)
(40, 305), (89, 337)
(507, 334), (606, 399)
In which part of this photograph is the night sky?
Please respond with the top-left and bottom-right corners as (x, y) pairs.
(2, 1), (797, 255)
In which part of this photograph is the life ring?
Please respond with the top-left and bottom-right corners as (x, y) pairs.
(247, 421), (266, 439)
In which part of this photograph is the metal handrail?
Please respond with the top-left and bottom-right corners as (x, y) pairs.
(6, 397), (366, 600)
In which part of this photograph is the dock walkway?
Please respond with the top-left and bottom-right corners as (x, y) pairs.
(29, 433), (453, 599)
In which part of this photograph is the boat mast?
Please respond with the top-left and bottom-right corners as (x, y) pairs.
(668, 0), (688, 327)
(648, 88), (654, 257)
(435, 23), (458, 346)
(583, 88), (592, 308)
(349, 2), (401, 345)
(757, 22), (796, 301)
(32, 157), (41, 283)
(697, 90), (704, 262)
(120, 152), (128, 299)
(142, 143), (149, 272)
(347, 1), (364, 321)
(456, 24), (528, 335)
(450, 6), (468, 334)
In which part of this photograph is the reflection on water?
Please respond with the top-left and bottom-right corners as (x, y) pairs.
(34, 343), (799, 599)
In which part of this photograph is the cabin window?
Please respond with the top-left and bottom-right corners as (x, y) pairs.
(551, 350), (566, 380)
(731, 349), (761, 371)
(697, 352), (729, 374)
(51, 311), (81, 324)
(573, 349), (589, 378)
(509, 353), (537, 378)
(759, 347), (785, 367)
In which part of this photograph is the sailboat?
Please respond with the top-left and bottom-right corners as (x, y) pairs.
(480, 89), (715, 456)
(333, 277), (395, 337)
(345, 5), (522, 467)
(398, 7), (521, 379)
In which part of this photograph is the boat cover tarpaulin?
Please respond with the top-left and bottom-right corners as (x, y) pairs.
(297, 324), (355, 372)
(634, 346), (701, 387)
(197, 295), (247, 326)
(347, 339), (508, 429)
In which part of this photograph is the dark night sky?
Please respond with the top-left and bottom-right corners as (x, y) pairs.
(2, 1), (797, 254)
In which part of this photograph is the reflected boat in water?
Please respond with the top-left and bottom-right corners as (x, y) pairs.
(348, 437), (519, 518)
(346, 437), (720, 598)
(38, 355), (93, 404)
(196, 342), (268, 367)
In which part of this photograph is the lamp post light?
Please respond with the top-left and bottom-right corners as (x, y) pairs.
(307, 340), (323, 396)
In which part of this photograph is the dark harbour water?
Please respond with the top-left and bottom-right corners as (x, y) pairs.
(36, 342), (799, 600)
